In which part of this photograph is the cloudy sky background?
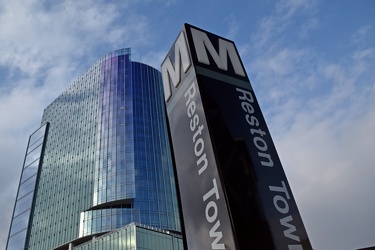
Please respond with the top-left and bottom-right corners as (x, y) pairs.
(1, 0), (374, 249)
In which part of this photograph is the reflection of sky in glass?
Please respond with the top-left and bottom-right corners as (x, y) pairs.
(83, 49), (180, 236)
(16, 48), (180, 249)
(94, 49), (135, 206)
(6, 124), (48, 250)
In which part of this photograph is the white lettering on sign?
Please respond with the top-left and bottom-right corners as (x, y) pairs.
(162, 31), (191, 102)
(185, 81), (225, 249)
(236, 87), (303, 248)
(269, 181), (302, 248)
(236, 87), (273, 167)
(203, 179), (225, 250)
(190, 27), (246, 77)
(184, 82), (208, 175)
(161, 25), (246, 103)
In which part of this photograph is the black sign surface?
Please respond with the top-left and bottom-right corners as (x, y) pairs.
(162, 23), (312, 250)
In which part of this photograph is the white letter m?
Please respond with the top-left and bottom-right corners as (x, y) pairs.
(191, 27), (246, 77)
(162, 31), (191, 102)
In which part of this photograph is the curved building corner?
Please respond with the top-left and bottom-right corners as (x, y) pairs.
(6, 48), (181, 250)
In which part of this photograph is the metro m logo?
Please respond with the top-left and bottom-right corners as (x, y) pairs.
(162, 31), (191, 102)
(162, 24), (247, 102)
(190, 28), (246, 77)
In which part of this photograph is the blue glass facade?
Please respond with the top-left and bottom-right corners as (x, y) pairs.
(6, 124), (49, 250)
(6, 49), (181, 249)
(79, 49), (180, 237)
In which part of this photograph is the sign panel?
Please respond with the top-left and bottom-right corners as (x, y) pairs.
(162, 23), (312, 250)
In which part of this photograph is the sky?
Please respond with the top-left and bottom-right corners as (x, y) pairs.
(0, 0), (374, 249)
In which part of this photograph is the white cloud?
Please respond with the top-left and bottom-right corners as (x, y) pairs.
(252, 0), (318, 49)
(276, 0), (317, 19)
(353, 48), (375, 61)
(351, 25), (372, 47)
(138, 50), (167, 70)
(275, 82), (375, 249)
(241, 21), (372, 250)
(243, 4), (375, 248)
(0, 0), (153, 78)
(223, 14), (240, 41)
(299, 17), (319, 38)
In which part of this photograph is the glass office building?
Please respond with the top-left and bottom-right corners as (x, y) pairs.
(6, 49), (181, 250)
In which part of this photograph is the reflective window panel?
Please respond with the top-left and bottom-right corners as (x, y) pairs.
(17, 49), (181, 250)
(6, 123), (48, 250)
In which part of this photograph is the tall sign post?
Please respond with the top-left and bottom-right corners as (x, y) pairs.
(162, 23), (312, 250)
